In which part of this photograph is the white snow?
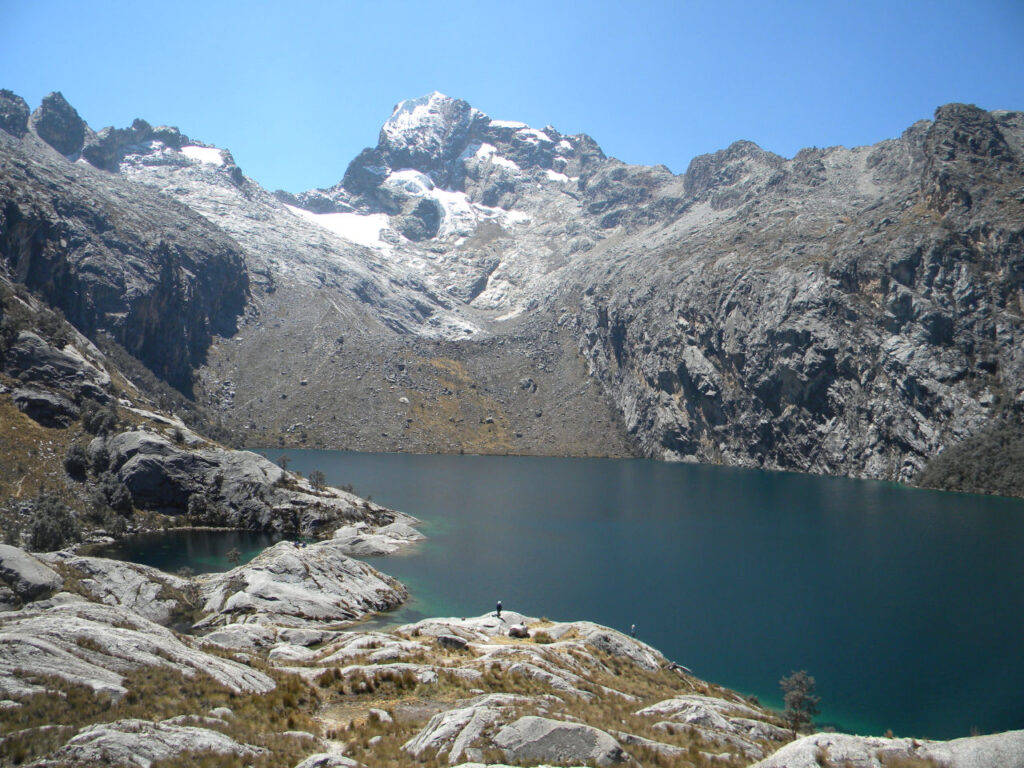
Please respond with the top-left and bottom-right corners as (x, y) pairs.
(472, 143), (520, 171)
(381, 91), (483, 153)
(285, 205), (389, 248)
(544, 169), (575, 183)
(379, 167), (526, 238)
(490, 120), (528, 129)
(516, 128), (553, 144)
(387, 169), (435, 195)
(181, 146), (225, 166)
(557, 139), (573, 152)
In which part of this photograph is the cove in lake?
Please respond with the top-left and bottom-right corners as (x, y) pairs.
(111, 450), (1024, 740)
(89, 529), (284, 573)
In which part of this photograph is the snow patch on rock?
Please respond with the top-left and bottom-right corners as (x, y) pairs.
(285, 205), (389, 249)
(181, 145), (225, 166)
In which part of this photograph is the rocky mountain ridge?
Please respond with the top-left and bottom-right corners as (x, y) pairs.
(2, 88), (1023, 492)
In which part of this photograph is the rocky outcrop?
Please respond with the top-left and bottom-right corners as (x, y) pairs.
(492, 716), (629, 767)
(29, 91), (87, 156)
(0, 89), (29, 137)
(330, 520), (425, 556)
(96, 428), (416, 534)
(195, 539), (408, 628)
(0, 544), (62, 603)
(81, 118), (188, 172)
(37, 552), (188, 625)
(402, 693), (538, 764)
(637, 695), (791, 759)
(751, 730), (1024, 768)
(0, 597), (274, 698)
(12, 386), (79, 427)
(28, 718), (264, 767)
(3, 331), (111, 402)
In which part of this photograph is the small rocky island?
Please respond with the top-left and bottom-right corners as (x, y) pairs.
(3, 525), (1024, 767)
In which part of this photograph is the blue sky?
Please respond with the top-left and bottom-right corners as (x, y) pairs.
(1, 0), (1022, 192)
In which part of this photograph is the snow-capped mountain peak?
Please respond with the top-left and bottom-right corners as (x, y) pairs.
(379, 92), (486, 169)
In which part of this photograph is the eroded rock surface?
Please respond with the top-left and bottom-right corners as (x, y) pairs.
(751, 730), (1024, 768)
(37, 552), (187, 625)
(27, 718), (264, 768)
(492, 716), (629, 766)
(196, 539), (408, 628)
(0, 599), (273, 698)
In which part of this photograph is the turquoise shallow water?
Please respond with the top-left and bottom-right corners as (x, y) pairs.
(114, 449), (1024, 740)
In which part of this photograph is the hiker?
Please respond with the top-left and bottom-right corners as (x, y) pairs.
(496, 600), (502, 619)
(630, 623), (636, 638)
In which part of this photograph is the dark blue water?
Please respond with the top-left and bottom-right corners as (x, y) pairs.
(89, 529), (284, 573)
(124, 449), (1024, 740)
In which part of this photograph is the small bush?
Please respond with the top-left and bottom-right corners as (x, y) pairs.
(28, 490), (80, 551)
(80, 399), (119, 436)
(96, 471), (133, 515)
(63, 443), (89, 478)
(308, 470), (326, 490)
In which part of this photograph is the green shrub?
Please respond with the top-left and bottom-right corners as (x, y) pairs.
(80, 399), (119, 436)
(28, 490), (80, 551)
(63, 443), (89, 478)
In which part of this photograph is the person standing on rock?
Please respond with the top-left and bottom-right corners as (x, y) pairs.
(496, 600), (502, 619)
(631, 623), (637, 638)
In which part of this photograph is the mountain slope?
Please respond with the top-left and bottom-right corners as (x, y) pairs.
(2, 89), (1023, 492)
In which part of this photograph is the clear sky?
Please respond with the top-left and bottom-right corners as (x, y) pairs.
(1, 0), (1022, 193)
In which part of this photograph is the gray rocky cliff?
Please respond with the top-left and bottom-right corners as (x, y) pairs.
(571, 104), (1024, 482)
(0, 120), (248, 394)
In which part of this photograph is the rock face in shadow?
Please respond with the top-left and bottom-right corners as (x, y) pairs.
(0, 122), (248, 395)
(0, 89), (29, 137)
(29, 91), (87, 156)
(4, 331), (111, 401)
(0, 544), (62, 603)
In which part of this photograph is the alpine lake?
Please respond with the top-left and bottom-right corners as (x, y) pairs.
(97, 449), (1024, 742)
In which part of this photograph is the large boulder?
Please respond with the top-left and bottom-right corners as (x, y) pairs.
(492, 716), (629, 766)
(402, 693), (531, 764)
(0, 544), (62, 601)
(29, 91), (87, 156)
(12, 386), (79, 427)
